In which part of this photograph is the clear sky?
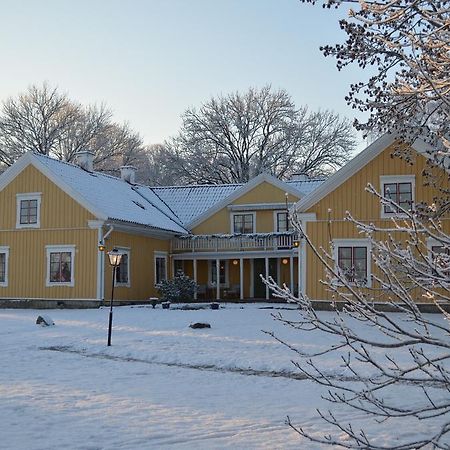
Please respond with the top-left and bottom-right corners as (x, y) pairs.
(0, 0), (364, 146)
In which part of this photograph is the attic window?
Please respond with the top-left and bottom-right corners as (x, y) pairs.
(132, 200), (146, 210)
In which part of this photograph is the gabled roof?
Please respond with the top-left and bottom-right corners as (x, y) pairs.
(179, 172), (311, 229)
(0, 153), (188, 235)
(152, 176), (324, 226)
(294, 133), (438, 213)
(295, 134), (397, 212)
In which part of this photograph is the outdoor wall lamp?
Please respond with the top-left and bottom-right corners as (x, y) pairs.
(107, 248), (123, 346)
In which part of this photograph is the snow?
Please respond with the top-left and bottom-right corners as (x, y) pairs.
(1, 304), (447, 449)
(34, 153), (187, 234)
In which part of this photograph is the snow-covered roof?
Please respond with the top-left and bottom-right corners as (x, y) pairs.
(0, 152), (325, 234)
(152, 184), (241, 225)
(30, 154), (188, 234)
(153, 177), (325, 226)
(286, 179), (326, 196)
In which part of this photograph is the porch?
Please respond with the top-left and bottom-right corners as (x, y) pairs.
(171, 233), (303, 301)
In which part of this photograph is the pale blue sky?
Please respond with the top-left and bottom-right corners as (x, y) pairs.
(0, 0), (364, 145)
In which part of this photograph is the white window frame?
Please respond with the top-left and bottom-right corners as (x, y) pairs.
(333, 239), (372, 287)
(380, 175), (415, 219)
(0, 246), (10, 287)
(46, 245), (75, 287)
(273, 210), (293, 232)
(427, 237), (450, 266)
(154, 251), (168, 285)
(230, 212), (256, 234)
(208, 260), (230, 288)
(114, 247), (130, 287)
(16, 193), (42, 229)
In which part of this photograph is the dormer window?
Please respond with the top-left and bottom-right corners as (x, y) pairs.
(16, 193), (41, 229)
(380, 176), (415, 218)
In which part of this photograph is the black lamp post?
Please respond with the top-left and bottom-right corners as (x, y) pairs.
(107, 248), (123, 346)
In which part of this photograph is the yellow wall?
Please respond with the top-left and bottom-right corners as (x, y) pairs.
(105, 231), (170, 300)
(193, 181), (299, 234)
(304, 143), (450, 301)
(0, 165), (98, 299)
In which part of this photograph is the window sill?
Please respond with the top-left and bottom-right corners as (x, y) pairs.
(46, 282), (74, 287)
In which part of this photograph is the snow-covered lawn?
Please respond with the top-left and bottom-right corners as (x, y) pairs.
(0, 304), (447, 449)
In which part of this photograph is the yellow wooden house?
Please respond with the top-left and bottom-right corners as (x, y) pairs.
(294, 133), (450, 303)
(0, 133), (445, 307)
(0, 150), (322, 306)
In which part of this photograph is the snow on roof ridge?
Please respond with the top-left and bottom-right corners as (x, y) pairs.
(151, 182), (244, 189)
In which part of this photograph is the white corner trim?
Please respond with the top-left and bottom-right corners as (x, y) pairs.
(187, 172), (302, 229)
(230, 211), (256, 234)
(0, 246), (10, 287)
(295, 133), (396, 212)
(45, 245), (76, 287)
(380, 175), (415, 219)
(16, 192), (42, 229)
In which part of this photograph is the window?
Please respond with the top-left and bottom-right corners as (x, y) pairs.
(155, 252), (168, 284)
(0, 247), (9, 287)
(209, 260), (229, 287)
(276, 211), (293, 232)
(428, 240), (450, 275)
(16, 193), (41, 228)
(46, 245), (75, 287)
(334, 240), (371, 286)
(232, 213), (255, 234)
(380, 176), (415, 217)
(115, 249), (130, 286)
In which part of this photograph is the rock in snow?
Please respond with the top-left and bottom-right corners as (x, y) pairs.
(36, 315), (55, 327)
(189, 322), (211, 329)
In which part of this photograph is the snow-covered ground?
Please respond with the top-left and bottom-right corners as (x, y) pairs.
(0, 304), (448, 449)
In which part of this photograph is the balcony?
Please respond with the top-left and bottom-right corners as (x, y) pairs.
(172, 232), (298, 253)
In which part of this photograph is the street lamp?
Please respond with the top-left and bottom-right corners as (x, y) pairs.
(107, 248), (123, 346)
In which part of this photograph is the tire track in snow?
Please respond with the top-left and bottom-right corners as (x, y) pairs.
(40, 345), (310, 381)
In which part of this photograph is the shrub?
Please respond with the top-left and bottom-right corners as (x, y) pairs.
(156, 270), (197, 303)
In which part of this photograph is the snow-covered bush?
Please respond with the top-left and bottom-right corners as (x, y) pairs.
(156, 270), (197, 303)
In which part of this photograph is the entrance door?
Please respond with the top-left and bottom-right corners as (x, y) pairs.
(253, 258), (278, 299)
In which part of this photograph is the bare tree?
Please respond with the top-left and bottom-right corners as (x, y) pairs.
(263, 1), (450, 447)
(267, 187), (450, 448)
(0, 83), (147, 180)
(304, 0), (450, 151)
(151, 86), (356, 185)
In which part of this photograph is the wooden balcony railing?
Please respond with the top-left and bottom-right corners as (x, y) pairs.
(172, 232), (298, 253)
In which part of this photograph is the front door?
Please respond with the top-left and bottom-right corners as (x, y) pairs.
(253, 258), (278, 299)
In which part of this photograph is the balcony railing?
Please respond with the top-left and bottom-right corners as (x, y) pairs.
(172, 232), (298, 253)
